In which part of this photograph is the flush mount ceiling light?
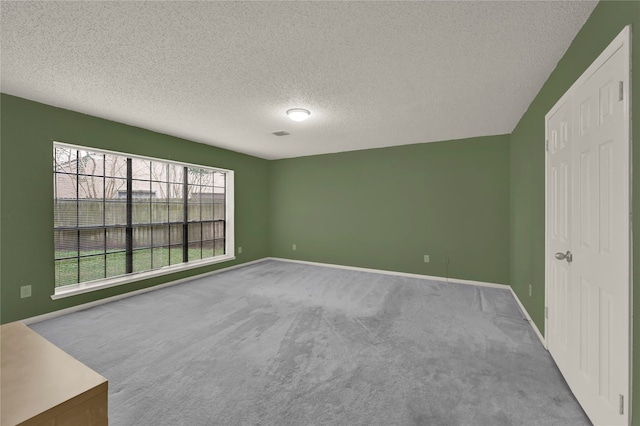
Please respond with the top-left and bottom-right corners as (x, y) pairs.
(286, 108), (311, 122)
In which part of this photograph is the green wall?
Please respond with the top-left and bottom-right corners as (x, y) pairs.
(0, 94), (270, 323)
(509, 1), (639, 424)
(270, 136), (511, 285)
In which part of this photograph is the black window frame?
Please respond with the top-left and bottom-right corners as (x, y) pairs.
(53, 143), (230, 290)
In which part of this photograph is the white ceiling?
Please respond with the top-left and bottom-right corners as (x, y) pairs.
(1, 1), (597, 160)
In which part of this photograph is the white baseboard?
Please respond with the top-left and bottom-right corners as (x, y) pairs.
(267, 257), (510, 290)
(509, 287), (547, 348)
(22, 258), (269, 325)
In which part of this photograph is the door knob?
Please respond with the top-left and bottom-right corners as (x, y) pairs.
(555, 251), (573, 263)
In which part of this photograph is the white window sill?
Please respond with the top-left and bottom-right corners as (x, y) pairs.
(51, 255), (236, 300)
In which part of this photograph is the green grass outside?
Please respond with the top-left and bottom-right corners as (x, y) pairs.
(55, 246), (225, 287)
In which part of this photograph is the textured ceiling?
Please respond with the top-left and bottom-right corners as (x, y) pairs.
(1, 1), (597, 160)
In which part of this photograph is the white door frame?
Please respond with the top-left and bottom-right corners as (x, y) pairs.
(544, 24), (632, 423)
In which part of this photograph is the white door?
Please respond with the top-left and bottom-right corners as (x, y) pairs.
(546, 97), (573, 379)
(546, 26), (631, 426)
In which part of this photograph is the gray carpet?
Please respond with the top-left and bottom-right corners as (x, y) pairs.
(30, 260), (590, 426)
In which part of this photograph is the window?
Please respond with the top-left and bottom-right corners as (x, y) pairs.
(53, 142), (234, 297)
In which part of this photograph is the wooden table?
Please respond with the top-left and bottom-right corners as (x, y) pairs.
(1, 322), (108, 426)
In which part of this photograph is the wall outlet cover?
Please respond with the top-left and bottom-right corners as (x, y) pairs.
(20, 285), (32, 298)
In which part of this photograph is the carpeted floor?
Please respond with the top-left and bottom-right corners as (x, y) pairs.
(31, 260), (590, 425)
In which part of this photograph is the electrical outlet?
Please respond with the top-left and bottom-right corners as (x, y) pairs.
(528, 284), (532, 297)
(20, 285), (32, 299)
(238, 246), (242, 254)
(423, 254), (430, 263)
(292, 244), (297, 251)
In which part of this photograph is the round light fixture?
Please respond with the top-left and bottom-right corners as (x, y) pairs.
(286, 108), (311, 122)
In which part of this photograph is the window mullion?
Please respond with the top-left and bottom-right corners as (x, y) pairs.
(126, 158), (133, 274)
(166, 177), (170, 249)
(103, 154), (107, 279)
(76, 150), (80, 285)
(200, 188), (203, 259)
(183, 167), (188, 263)
(149, 174), (153, 270)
